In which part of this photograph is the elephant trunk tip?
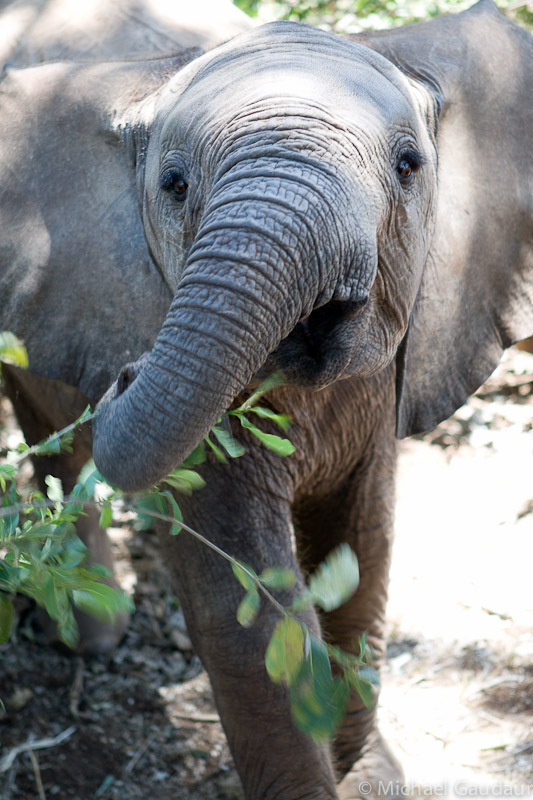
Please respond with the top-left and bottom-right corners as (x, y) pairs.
(92, 351), (175, 494)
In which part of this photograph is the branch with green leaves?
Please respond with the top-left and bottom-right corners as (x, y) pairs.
(0, 332), (377, 743)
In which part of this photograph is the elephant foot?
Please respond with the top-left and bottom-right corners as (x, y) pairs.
(336, 731), (404, 800)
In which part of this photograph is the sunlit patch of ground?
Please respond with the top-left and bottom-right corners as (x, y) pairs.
(382, 348), (533, 796)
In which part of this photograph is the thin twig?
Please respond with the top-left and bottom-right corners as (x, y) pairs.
(172, 711), (220, 723)
(0, 410), (96, 463)
(480, 742), (511, 752)
(481, 606), (513, 621)
(123, 504), (289, 618)
(0, 725), (76, 772)
(28, 749), (46, 800)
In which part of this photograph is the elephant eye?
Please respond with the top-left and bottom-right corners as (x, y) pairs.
(396, 150), (422, 185)
(161, 169), (188, 201)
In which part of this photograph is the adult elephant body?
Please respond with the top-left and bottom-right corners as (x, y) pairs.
(0, 1), (532, 797)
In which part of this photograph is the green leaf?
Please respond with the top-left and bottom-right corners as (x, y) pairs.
(57, 490), (85, 519)
(44, 576), (69, 622)
(135, 489), (183, 535)
(0, 559), (22, 590)
(39, 537), (54, 562)
(0, 331), (28, 367)
(162, 490), (183, 536)
(308, 544), (359, 612)
(58, 536), (88, 569)
(236, 588), (260, 628)
(83, 563), (110, 580)
(265, 615), (305, 686)
(0, 592), (14, 642)
(289, 590), (313, 613)
(163, 468), (206, 495)
(134, 491), (170, 531)
(76, 460), (103, 499)
(348, 672), (377, 710)
(250, 406), (291, 431)
(258, 567), (297, 591)
(99, 504), (113, 529)
(239, 417), (295, 456)
(180, 445), (206, 468)
(233, 0), (260, 18)
(45, 474), (64, 511)
(72, 582), (133, 623)
(56, 605), (79, 650)
(0, 464), (16, 492)
(359, 631), (368, 662)
(237, 371), (286, 411)
(212, 425), (246, 458)
(231, 561), (258, 592)
(33, 436), (62, 456)
(204, 435), (228, 462)
(1, 485), (20, 535)
(289, 634), (350, 743)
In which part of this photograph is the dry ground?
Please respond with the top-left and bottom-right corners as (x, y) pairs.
(1, 349), (532, 800)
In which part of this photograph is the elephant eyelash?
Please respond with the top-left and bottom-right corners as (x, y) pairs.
(160, 169), (189, 201)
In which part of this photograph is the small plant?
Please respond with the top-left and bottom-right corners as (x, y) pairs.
(0, 332), (377, 743)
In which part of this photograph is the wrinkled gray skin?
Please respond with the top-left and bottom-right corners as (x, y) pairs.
(1, 1), (532, 797)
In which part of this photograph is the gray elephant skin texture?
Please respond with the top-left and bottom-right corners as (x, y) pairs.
(1, 1), (532, 798)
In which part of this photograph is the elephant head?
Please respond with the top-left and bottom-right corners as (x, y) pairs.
(90, 0), (533, 491)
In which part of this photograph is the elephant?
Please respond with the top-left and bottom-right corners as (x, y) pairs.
(0, 1), (532, 798)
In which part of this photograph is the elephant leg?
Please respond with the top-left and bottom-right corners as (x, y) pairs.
(157, 450), (339, 800)
(2, 366), (128, 655)
(293, 430), (403, 797)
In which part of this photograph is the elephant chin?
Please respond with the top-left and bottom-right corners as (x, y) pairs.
(266, 297), (370, 389)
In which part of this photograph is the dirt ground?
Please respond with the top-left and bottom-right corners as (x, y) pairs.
(1, 349), (532, 800)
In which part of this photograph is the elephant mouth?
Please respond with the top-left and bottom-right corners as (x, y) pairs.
(267, 297), (368, 389)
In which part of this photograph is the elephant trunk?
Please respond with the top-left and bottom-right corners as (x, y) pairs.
(92, 197), (325, 492)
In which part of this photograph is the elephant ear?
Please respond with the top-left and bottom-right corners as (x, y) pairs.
(357, 0), (533, 436)
(0, 49), (199, 402)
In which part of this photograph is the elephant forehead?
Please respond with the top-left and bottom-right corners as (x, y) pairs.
(164, 58), (413, 145)
(156, 22), (418, 137)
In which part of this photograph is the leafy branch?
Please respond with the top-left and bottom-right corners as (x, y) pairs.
(0, 332), (377, 742)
